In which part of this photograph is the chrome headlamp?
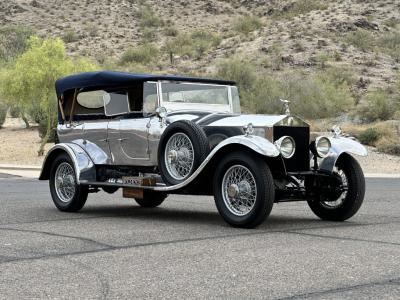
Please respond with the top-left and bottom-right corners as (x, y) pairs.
(275, 136), (296, 158)
(315, 136), (331, 158)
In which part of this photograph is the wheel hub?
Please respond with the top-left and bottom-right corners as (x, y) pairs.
(168, 150), (178, 163)
(227, 184), (239, 198)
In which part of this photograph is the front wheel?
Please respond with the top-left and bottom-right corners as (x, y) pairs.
(49, 153), (88, 212)
(307, 154), (365, 221)
(213, 151), (275, 228)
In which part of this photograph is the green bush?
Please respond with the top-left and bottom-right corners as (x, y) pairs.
(356, 89), (395, 122)
(0, 101), (7, 128)
(233, 16), (262, 34)
(358, 128), (380, 145)
(120, 44), (158, 64)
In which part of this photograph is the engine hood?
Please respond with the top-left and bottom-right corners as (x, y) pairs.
(166, 111), (309, 128)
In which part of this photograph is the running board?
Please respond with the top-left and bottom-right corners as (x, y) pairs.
(80, 180), (178, 192)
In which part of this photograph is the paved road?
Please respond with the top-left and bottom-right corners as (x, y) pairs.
(0, 176), (399, 299)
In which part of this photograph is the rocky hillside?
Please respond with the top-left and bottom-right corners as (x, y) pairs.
(1, 0), (400, 90)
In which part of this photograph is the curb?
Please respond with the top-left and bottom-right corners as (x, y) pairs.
(0, 164), (41, 171)
(364, 173), (400, 178)
(0, 165), (398, 179)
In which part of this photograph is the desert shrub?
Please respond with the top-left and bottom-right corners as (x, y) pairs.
(356, 89), (395, 122)
(276, 0), (327, 18)
(84, 24), (98, 37)
(276, 72), (353, 119)
(0, 26), (34, 62)
(358, 128), (380, 145)
(120, 44), (158, 64)
(215, 57), (257, 91)
(137, 6), (163, 28)
(214, 57), (354, 118)
(166, 30), (220, 59)
(233, 15), (262, 34)
(345, 29), (374, 52)
(62, 29), (80, 43)
(378, 32), (400, 62)
(164, 26), (178, 37)
(320, 66), (357, 88)
(141, 28), (156, 42)
(376, 134), (400, 154)
(0, 101), (7, 128)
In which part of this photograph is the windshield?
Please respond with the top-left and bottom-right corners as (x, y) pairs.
(161, 82), (232, 112)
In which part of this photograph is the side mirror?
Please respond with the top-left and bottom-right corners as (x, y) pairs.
(155, 107), (167, 119)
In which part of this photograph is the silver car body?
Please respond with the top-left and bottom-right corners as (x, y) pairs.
(40, 77), (367, 191)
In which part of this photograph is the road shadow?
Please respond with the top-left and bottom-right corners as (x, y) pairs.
(67, 204), (338, 230)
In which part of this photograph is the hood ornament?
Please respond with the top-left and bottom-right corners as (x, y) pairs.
(331, 125), (342, 138)
(280, 99), (291, 116)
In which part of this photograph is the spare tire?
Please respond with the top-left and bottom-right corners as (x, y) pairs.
(158, 120), (210, 185)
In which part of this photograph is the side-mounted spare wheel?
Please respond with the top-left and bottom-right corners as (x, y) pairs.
(49, 153), (88, 212)
(158, 120), (210, 186)
(213, 151), (275, 228)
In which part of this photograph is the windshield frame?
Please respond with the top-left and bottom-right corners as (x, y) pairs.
(158, 81), (237, 114)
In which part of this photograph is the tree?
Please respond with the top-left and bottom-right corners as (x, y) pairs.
(0, 36), (97, 155)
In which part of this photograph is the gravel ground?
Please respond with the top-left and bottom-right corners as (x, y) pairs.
(1, 117), (399, 174)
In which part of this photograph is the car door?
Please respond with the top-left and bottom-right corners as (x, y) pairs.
(116, 117), (151, 165)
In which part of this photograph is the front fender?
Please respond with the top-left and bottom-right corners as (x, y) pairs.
(39, 143), (96, 183)
(148, 135), (280, 191)
(319, 136), (367, 173)
(214, 135), (281, 157)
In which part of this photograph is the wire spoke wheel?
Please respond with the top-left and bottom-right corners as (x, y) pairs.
(164, 132), (195, 180)
(54, 162), (76, 203)
(222, 165), (257, 216)
(321, 166), (348, 209)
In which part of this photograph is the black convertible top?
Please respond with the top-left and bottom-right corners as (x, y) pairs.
(55, 71), (235, 97)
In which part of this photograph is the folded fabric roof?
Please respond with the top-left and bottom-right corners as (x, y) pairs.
(55, 71), (235, 97)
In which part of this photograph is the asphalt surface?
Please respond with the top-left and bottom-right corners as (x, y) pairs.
(0, 176), (399, 299)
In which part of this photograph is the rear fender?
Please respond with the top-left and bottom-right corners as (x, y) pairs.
(38, 143), (96, 183)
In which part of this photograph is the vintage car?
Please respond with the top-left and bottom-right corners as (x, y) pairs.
(39, 71), (367, 228)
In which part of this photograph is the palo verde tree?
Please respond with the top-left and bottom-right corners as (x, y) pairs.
(0, 36), (97, 155)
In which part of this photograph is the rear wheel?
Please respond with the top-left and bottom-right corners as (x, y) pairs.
(213, 151), (275, 228)
(307, 154), (365, 221)
(49, 153), (88, 212)
(134, 191), (168, 208)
